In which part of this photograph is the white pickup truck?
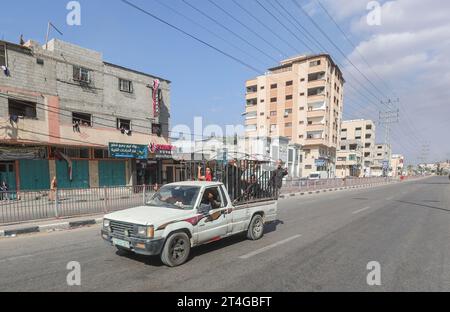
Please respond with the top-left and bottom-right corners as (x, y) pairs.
(101, 181), (278, 267)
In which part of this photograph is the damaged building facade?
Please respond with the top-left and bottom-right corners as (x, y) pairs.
(0, 38), (172, 191)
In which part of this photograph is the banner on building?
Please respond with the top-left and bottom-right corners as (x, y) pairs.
(315, 159), (327, 167)
(0, 147), (47, 161)
(148, 143), (174, 159)
(152, 79), (160, 118)
(109, 143), (148, 160)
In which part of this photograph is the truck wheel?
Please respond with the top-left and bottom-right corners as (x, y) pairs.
(247, 214), (264, 240)
(161, 232), (191, 267)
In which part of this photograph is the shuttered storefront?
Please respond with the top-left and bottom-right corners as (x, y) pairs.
(56, 160), (89, 189)
(98, 160), (126, 187)
(19, 160), (50, 191)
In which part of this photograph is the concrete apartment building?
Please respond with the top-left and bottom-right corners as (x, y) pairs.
(372, 144), (392, 177)
(336, 140), (363, 178)
(244, 54), (344, 178)
(0, 38), (172, 191)
(339, 119), (376, 177)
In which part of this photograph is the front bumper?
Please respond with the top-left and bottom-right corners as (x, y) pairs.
(101, 229), (165, 256)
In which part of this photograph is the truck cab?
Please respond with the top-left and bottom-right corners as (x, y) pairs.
(101, 181), (278, 267)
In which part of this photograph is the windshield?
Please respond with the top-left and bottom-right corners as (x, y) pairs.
(146, 185), (201, 210)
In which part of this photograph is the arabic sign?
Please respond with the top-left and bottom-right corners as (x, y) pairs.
(109, 143), (148, 160)
(148, 143), (174, 159)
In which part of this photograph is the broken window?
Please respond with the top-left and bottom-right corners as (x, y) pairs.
(72, 112), (92, 127)
(117, 118), (131, 131)
(8, 99), (37, 118)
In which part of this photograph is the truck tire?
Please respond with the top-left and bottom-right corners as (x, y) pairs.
(247, 214), (264, 241)
(161, 232), (191, 267)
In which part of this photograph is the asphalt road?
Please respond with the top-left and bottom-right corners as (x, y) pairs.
(1, 176), (449, 292)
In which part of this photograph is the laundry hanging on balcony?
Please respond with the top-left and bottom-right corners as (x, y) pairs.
(1, 65), (10, 76)
(55, 151), (73, 181)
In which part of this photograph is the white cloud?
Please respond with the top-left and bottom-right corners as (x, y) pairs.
(329, 0), (450, 162)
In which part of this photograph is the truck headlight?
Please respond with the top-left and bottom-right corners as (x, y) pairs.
(103, 219), (110, 229)
(137, 226), (154, 238)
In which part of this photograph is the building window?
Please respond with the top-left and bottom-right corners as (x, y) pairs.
(0, 44), (6, 67)
(310, 60), (321, 67)
(270, 97), (277, 103)
(260, 86), (265, 90)
(366, 125), (372, 130)
(8, 99), (37, 118)
(117, 118), (131, 131)
(285, 122), (292, 128)
(152, 123), (162, 137)
(286, 80), (293, 86)
(270, 124), (277, 132)
(260, 99), (265, 103)
(284, 109), (292, 115)
(94, 149), (109, 159)
(286, 95), (293, 100)
(73, 65), (91, 83)
(72, 112), (92, 127)
(270, 111), (277, 116)
(36, 58), (44, 66)
(300, 78), (305, 82)
(119, 79), (134, 93)
(365, 134), (372, 139)
(299, 107), (305, 111)
(270, 83), (277, 89)
(305, 165), (312, 170)
(299, 135), (304, 139)
(300, 92), (305, 96)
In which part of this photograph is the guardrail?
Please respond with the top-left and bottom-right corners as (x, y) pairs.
(0, 185), (157, 225)
(281, 177), (396, 194)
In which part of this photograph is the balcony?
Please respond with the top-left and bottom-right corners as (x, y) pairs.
(246, 85), (257, 94)
(246, 98), (257, 107)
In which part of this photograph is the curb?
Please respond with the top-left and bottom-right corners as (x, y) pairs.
(0, 217), (103, 238)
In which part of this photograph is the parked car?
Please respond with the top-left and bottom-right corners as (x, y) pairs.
(101, 181), (278, 267)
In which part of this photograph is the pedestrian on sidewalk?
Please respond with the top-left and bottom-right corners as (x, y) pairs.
(49, 176), (57, 201)
(1, 181), (9, 200)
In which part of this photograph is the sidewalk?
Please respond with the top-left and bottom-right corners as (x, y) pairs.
(0, 214), (104, 238)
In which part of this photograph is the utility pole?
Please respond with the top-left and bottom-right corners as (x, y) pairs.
(418, 143), (430, 174)
(379, 99), (400, 177)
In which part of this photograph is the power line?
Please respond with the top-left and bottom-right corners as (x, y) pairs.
(181, 0), (279, 64)
(120, 0), (262, 74)
(152, 0), (270, 69)
(207, 0), (288, 58)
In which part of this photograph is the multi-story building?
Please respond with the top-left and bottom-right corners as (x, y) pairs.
(244, 54), (344, 178)
(391, 154), (405, 177)
(0, 38), (172, 191)
(336, 140), (363, 178)
(339, 119), (376, 176)
(372, 144), (392, 177)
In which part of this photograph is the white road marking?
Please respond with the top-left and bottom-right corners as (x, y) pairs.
(239, 235), (302, 260)
(352, 206), (371, 214)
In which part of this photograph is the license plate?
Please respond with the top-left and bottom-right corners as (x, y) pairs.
(112, 238), (130, 249)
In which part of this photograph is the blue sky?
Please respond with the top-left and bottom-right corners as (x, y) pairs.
(1, 0), (449, 164)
